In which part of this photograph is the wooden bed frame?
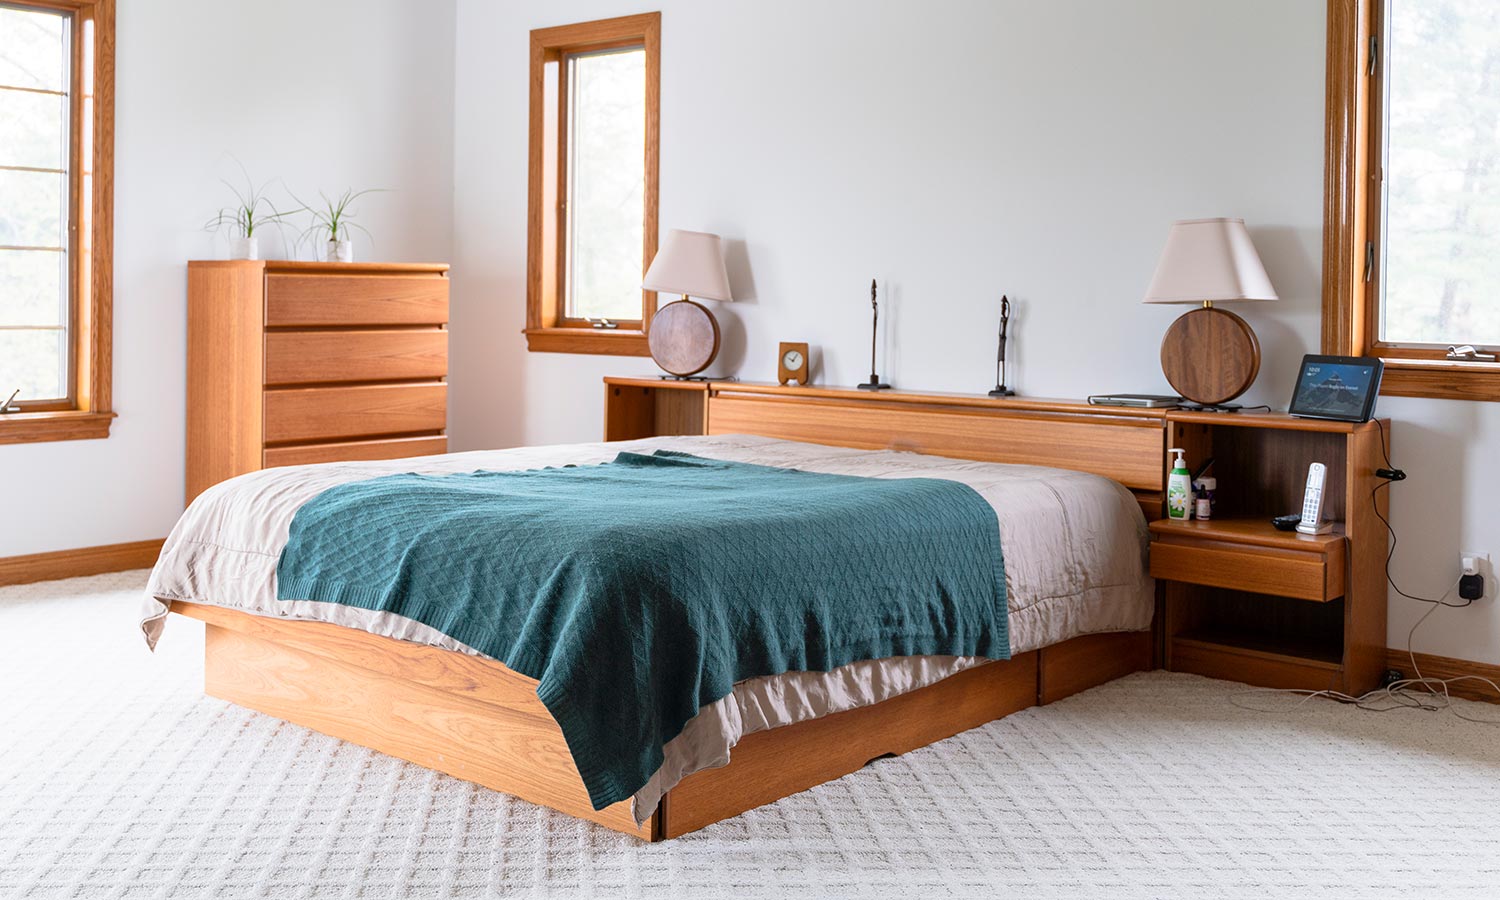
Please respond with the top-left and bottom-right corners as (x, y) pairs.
(170, 383), (1167, 841)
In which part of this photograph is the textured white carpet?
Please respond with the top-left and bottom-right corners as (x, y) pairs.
(4, 572), (1500, 899)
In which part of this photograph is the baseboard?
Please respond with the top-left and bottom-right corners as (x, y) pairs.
(0, 539), (165, 587)
(1384, 648), (1500, 705)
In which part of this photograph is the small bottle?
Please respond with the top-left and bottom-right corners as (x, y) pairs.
(1194, 476), (1216, 520)
(1167, 448), (1192, 520)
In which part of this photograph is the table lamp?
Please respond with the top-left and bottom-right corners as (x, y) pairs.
(642, 229), (733, 378)
(1143, 217), (1278, 410)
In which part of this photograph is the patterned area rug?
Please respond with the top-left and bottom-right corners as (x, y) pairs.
(3, 571), (1499, 899)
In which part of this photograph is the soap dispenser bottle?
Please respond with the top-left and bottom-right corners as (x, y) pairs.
(1167, 447), (1192, 520)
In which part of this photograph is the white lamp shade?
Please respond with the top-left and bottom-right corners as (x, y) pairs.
(1143, 217), (1278, 304)
(642, 229), (733, 302)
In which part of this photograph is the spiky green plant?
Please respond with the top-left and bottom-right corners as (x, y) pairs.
(294, 187), (381, 248)
(204, 165), (299, 239)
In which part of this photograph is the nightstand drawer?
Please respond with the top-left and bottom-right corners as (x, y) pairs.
(1151, 538), (1345, 602)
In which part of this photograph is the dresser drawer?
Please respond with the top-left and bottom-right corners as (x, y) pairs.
(263, 383), (447, 443)
(264, 330), (448, 385)
(264, 435), (447, 468)
(265, 274), (448, 326)
(1150, 538), (1345, 602)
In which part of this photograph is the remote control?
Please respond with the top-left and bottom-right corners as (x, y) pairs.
(1296, 463), (1332, 535)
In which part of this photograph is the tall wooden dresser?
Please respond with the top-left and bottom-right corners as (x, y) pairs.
(186, 260), (450, 503)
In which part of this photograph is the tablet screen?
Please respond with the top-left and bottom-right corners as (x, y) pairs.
(1290, 356), (1382, 421)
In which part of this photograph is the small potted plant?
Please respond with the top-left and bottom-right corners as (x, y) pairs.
(204, 171), (297, 260)
(297, 188), (378, 263)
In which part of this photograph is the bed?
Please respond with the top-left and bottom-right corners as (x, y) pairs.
(142, 385), (1164, 840)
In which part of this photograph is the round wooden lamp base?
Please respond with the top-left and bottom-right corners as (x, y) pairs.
(1159, 306), (1261, 407)
(648, 299), (721, 378)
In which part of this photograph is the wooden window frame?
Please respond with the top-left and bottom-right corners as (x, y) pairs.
(1323, 0), (1500, 401)
(525, 13), (660, 357)
(0, 0), (114, 443)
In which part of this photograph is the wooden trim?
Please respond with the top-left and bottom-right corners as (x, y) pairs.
(0, 409), (114, 444)
(0, 537), (163, 586)
(1377, 361), (1500, 402)
(1322, 0), (1372, 359)
(526, 13), (660, 355)
(1385, 648), (1500, 705)
(524, 327), (651, 356)
(85, 0), (115, 415)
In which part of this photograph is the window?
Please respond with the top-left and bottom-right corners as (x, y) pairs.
(1325, 0), (1500, 400)
(0, 0), (114, 443)
(526, 13), (659, 356)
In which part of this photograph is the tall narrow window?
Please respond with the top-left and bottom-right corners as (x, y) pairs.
(527, 13), (659, 356)
(1378, 1), (1500, 350)
(1325, 0), (1500, 400)
(0, 0), (114, 443)
(1, 4), (70, 403)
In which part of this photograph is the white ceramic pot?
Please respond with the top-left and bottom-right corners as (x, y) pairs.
(327, 239), (353, 263)
(230, 236), (259, 260)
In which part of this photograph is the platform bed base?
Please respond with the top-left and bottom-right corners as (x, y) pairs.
(173, 602), (1151, 840)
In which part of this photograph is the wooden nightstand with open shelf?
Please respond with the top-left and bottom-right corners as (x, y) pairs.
(1153, 411), (1390, 695)
(603, 377), (709, 441)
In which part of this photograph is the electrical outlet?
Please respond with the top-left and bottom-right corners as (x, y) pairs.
(1461, 551), (1492, 599)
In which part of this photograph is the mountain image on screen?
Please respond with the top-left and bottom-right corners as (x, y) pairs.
(1296, 369), (1366, 415)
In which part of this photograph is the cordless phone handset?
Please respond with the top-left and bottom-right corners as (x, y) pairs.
(1296, 462), (1332, 535)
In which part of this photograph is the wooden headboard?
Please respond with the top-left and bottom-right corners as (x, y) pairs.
(706, 383), (1169, 519)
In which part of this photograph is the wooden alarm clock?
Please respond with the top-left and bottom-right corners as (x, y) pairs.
(778, 342), (810, 386)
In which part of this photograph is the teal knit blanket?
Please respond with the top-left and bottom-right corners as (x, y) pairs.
(276, 451), (1009, 810)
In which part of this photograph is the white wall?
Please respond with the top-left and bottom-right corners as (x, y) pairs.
(451, 0), (1326, 453)
(452, 0), (1500, 666)
(0, 0), (456, 557)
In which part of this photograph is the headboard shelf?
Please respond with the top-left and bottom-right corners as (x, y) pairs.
(703, 382), (1167, 503)
(709, 382), (1171, 421)
(604, 378), (1172, 519)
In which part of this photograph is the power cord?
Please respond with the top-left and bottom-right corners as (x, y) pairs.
(1230, 587), (1500, 724)
(1228, 417), (1500, 722)
(1369, 419), (1463, 606)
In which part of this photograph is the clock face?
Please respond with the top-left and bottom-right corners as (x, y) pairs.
(782, 349), (805, 370)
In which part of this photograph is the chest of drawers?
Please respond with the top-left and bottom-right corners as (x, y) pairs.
(186, 261), (450, 503)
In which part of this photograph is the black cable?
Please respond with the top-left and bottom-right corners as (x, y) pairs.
(1371, 418), (1472, 608)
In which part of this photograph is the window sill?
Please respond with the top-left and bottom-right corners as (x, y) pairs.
(524, 328), (651, 357)
(0, 410), (116, 445)
(1379, 359), (1500, 402)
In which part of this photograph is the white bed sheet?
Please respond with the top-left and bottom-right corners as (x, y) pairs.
(141, 434), (1153, 823)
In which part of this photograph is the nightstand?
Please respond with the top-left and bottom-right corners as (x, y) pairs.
(1153, 411), (1390, 695)
(603, 377), (708, 441)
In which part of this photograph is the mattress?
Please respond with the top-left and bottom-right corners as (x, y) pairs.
(141, 434), (1153, 823)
